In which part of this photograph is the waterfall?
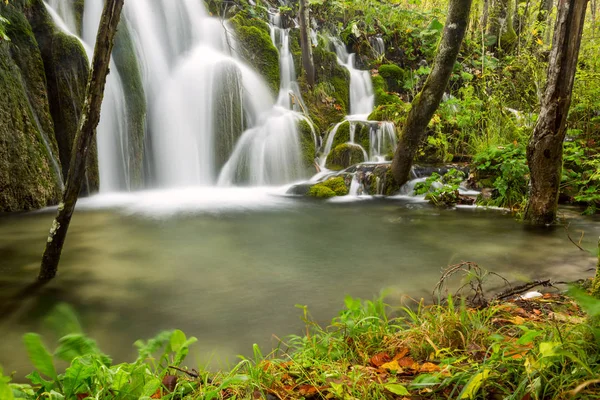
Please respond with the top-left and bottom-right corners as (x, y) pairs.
(217, 12), (316, 186)
(331, 38), (374, 117)
(371, 36), (385, 57)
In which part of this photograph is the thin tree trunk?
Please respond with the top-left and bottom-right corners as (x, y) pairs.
(391, 0), (473, 186)
(524, 0), (588, 225)
(39, 0), (125, 281)
(299, 0), (315, 86)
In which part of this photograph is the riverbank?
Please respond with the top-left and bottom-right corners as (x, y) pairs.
(3, 278), (600, 399)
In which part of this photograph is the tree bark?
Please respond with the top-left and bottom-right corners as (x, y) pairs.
(391, 0), (473, 186)
(524, 0), (588, 226)
(298, 0), (315, 86)
(39, 0), (125, 281)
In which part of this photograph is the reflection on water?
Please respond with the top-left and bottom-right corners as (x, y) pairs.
(0, 189), (598, 378)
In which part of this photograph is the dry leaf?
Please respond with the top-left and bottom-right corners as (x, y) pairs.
(370, 352), (391, 367)
(420, 362), (441, 372)
(380, 360), (404, 373)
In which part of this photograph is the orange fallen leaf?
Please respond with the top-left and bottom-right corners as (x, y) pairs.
(397, 356), (417, 368)
(370, 352), (391, 367)
(298, 384), (319, 396)
(533, 309), (542, 315)
(393, 348), (410, 361)
(420, 362), (441, 373)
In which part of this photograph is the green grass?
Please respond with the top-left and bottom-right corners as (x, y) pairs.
(3, 288), (600, 399)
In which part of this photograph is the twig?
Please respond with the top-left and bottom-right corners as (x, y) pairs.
(494, 279), (553, 301)
(169, 366), (201, 379)
(564, 223), (586, 252)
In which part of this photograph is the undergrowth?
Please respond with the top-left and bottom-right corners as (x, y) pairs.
(3, 283), (600, 399)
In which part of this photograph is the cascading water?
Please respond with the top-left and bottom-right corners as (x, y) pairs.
(331, 38), (374, 117)
(217, 12), (316, 186)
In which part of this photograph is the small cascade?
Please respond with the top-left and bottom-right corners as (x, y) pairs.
(369, 122), (397, 162)
(330, 38), (374, 117)
(47, 0), (77, 33)
(370, 36), (385, 58)
(217, 12), (316, 186)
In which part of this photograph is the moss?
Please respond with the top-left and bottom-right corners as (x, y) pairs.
(230, 12), (280, 94)
(297, 39), (350, 134)
(326, 143), (365, 171)
(113, 17), (147, 189)
(298, 118), (316, 169)
(308, 176), (349, 198)
(328, 121), (371, 155)
(26, 0), (100, 194)
(0, 1), (62, 211)
(383, 168), (402, 195)
(378, 64), (405, 93)
(373, 75), (403, 107)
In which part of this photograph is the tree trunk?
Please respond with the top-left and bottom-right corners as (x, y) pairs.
(524, 0), (588, 226)
(391, 0), (473, 186)
(39, 0), (125, 281)
(591, 237), (600, 297)
(298, 0), (315, 86)
(487, 0), (518, 51)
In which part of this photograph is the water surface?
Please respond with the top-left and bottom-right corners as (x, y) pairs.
(1, 188), (598, 377)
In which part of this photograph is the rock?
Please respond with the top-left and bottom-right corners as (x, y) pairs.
(326, 143), (365, 171)
(26, 0), (100, 195)
(0, 2), (62, 211)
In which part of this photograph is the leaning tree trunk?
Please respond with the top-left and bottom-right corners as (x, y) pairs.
(524, 0), (588, 226)
(391, 0), (473, 186)
(39, 0), (125, 281)
(298, 0), (315, 86)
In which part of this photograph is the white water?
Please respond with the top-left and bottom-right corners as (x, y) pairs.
(371, 36), (385, 58)
(331, 38), (374, 117)
(217, 12), (316, 186)
(49, 0), (317, 190)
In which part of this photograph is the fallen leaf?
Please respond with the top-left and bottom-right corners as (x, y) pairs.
(420, 362), (441, 373)
(381, 360), (404, 373)
(397, 356), (417, 369)
(370, 352), (391, 367)
(393, 348), (410, 361)
(298, 384), (319, 396)
(162, 375), (177, 392)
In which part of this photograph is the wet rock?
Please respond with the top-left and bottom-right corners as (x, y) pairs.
(325, 143), (365, 171)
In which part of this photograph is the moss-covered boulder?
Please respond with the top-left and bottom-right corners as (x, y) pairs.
(112, 16), (147, 189)
(308, 176), (349, 198)
(326, 143), (365, 171)
(326, 120), (371, 155)
(26, 0), (100, 195)
(298, 118), (316, 170)
(214, 62), (245, 173)
(378, 64), (405, 93)
(229, 12), (280, 95)
(372, 74), (404, 107)
(0, 1), (62, 211)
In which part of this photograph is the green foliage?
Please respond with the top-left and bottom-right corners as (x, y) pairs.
(562, 138), (600, 214)
(414, 169), (465, 207)
(473, 144), (529, 209)
(0, 15), (9, 41)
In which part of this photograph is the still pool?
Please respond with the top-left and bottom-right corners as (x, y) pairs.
(1, 188), (598, 377)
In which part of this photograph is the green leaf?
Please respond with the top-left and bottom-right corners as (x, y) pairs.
(23, 334), (57, 380)
(63, 357), (94, 397)
(55, 334), (110, 365)
(142, 377), (161, 397)
(459, 368), (490, 399)
(169, 330), (187, 353)
(0, 367), (14, 400)
(385, 383), (409, 395)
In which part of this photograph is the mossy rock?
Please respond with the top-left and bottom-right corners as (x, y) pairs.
(26, 0), (100, 195)
(327, 121), (371, 155)
(295, 37), (350, 134)
(378, 64), (405, 93)
(112, 16), (147, 189)
(308, 176), (349, 198)
(0, 1), (62, 211)
(229, 12), (280, 95)
(326, 143), (365, 171)
(372, 75), (403, 107)
(368, 103), (410, 130)
(298, 118), (316, 170)
(307, 185), (337, 198)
